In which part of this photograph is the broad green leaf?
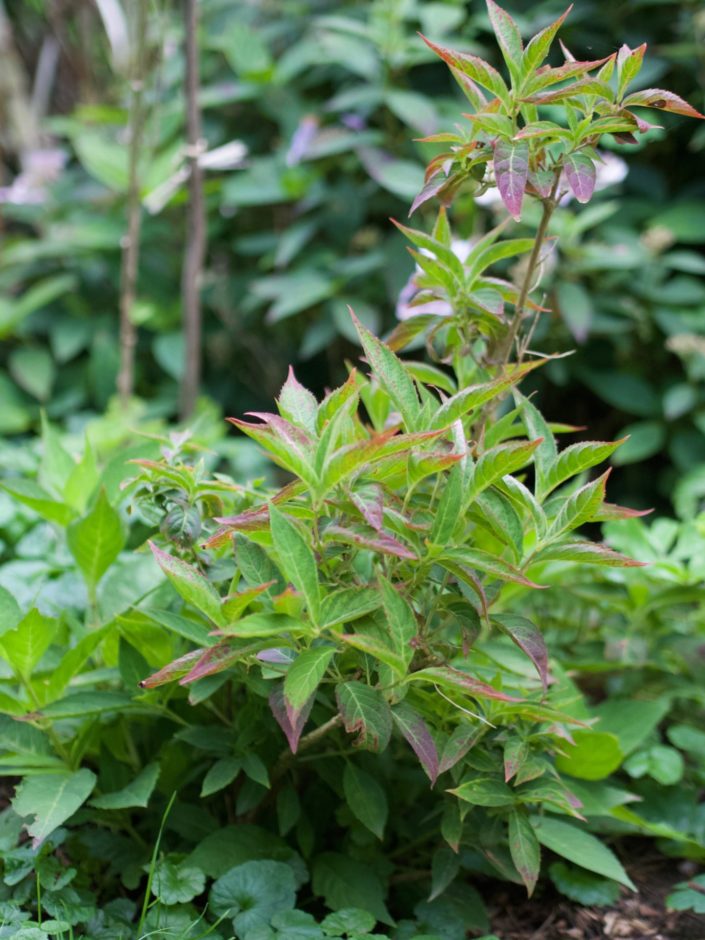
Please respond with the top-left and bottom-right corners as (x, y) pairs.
(546, 472), (609, 538)
(39, 413), (75, 496)
(450, 776), (515, 806)
(555, 731), (623, 781)
(67, 489), (125, 589)
(201, 757), (242, 797)
(277, 367), (318, 435)
(0, 586), (22, 636)
(531, 816), (635, 889)
(379, 576), (416, 665)
(269, 503), (321, 622)
(539, 440), (624, 499)
(64, 436), (100, 513)
(153, 860), (205, 905)
(494, 139), (530, 221)
(336, 681), (392, 752)
(149, 542), (225, 626)
(522, 7), (571, 73)
(429, 844), (461, 900)
(320, 588), (381, 628)
(210, 860), (297, 934)
(0, 609), (58, 678)
(13, 768), (96, 846)
(549, 861), (620, 907)
(467, 440), (541, 502)
(465, 238), (534, 287)
(509, 809), (541, 896)
(351, 310), (421, 429)
(90, 762), (160, 809)
(44, 626), (110, 700)
(321, 908), (376, 936)
(312, 853), (392, 925)
(0, 478), (75, 526)
(595, 699), (669, 757)
(343, 763), (388, 839)
(284, 646), (335, 710)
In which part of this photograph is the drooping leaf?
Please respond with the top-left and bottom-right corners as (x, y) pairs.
(509, 809), (541, 896)
(269, 685), (315, 753)
(13, 769), (97, 846)
(343, 763), (388, 839)
(492, 615), (549, 692)
(336, 681), (392, 752)
(623, 88), (705, 119)
(90, 763), (160, 810)
(531, 816), (635, 889)
(493, 139), (530, 221)
(408, 666), (520, 702)
(564, 153), (596, 204)
(392, 702), (439, 785)
(312, 853), (392, 925)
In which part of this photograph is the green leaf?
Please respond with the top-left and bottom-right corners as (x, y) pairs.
(351, 310), (421, 429)
(284, 646), (335, 711)
(0, 609), (58, 678)
(269, 503), (321, 622)
(532, 540), (642, 567)
(531, 816), (635, 889)
(89, 763), (160, 809)
(30, 690), (135, 720)
(430, 466), (463, 545)
(467, 440), (541, 502)
(555, 731), (623, 781)
(486, 0), (523, 78)
(539, 440), (623, 499)
(67, 489), (125, 589)
(549, 862), (620, 907)
(277, 367), (318, 435)
(149, 542), (225, 626)
(450, 776), (515, 807)
(320, 588), (381, 628)
(0, 478), (75, 526)
(39, 413), (76, 496)
(9, 347), (55, 401)
(336, 681), (392, 752)
(509, 809), (541, 897)
(666, 874), (705, 914)
(493, 615), (548, 692)
(624, 745), (684, 786)
(210, 860), (297, 934)
(343, 763), (388, 839)
(220, 611), (313, 639)
(12, 769), (96, 846)
(201, 757), (242, 797)
(379, 576), (416, 666)
(546, 472), (609, 538)
(522, 7), (571, 73)
(153, 860), (205, 905)
(0, 587), (22, 636)
(594, 698), (669, 757)
(422, 35), (511, 107)
(432, 363), (540, 430)
(312, 853), (392, 926)
(515, 391), (557, 492)
(321, 908), (376, 936)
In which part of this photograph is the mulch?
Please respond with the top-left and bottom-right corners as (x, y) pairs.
(485, 855), (705, 940)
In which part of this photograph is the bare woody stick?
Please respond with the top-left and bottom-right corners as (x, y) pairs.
(179, 0), (206, 419)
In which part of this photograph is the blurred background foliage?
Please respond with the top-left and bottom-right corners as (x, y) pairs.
(1, 0), (704, 511)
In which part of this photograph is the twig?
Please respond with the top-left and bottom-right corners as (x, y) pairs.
(117, 0), (148, 404)
(179, 0), (206, 419)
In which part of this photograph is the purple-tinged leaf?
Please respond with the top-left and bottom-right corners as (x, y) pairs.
(493, 614), (549, 692)
(534, 540), (646, 567)
(409, 666), (521, 702)
(486, 0), (523, 67)
(179, 643), (257, 684)
(493, 139), (529, 221)
(526, 56), (614, 93)
(442, 547), (546, 589)
(149, 542), (225, 626)
(269, 684), (315, 753)
(420, 35), (510, 105)
(213, 505), (269, 530)
(139, 650), (205, 689)
(563, 153), (596, 204)
(437, 559), (489, 620)
(221, 582), (275, 622)
(351, 485), (384, 531)
(504, 737), (529, 782)
(336, 680), (393, 752)
(439, 724), (482, 775)
(277, 366), (318, 435)
(392, 703), (439, 786)
(523, 6), (572, 72)
(509, 810), (541, 897)
(625, 110), (663, 134)
(257, 648), (293, 665)
(245, 411), (314, 450)
(623, 88), (705, 120)
(524, 77), (614, 105)
(593, 502), (653, 522)
(323, 525), (417, 560)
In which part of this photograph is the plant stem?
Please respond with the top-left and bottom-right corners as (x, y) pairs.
(117, 0), (148, 405)
(180, 0), (206, 419)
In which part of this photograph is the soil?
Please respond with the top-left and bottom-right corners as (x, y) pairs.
(485, 854), (705, 940)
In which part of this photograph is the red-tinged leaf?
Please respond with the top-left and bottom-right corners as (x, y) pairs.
(179, 643), (259, 684)
(392, 702), (439, 786)
(593, 502), (653, 521)
(340, 631), (408, 676)
(409, 666), (522, 702)
(624, 110), (663, 134)
(277, 366), (318, 435)
(493, 614), (549, 692)
(245, 411), (314, 451)
(524, 56), (614, 95)
(527, 168), (555, 198)
(351, 484), (384, 531)
(493, 139), (529, 221)
(623, 88), (705, 119)
(564, 153), (596, 204)
(410, 175), (452, 216)
(213, 505), (269, 530)
(149, 541), (225, 626)
(420, 34), (510, 105)
(221, 582), (275, 622)
(441, 547), (546, 589)
(437, 559), (489, 619)
(523, 6), (572, 72)
(139, 650), (205, 689)
(525, 77), (614, 105)
(613, 132), (639, 145)
(439, 724), (483, 775)
(504, 738), (529, 782)
(486, 0), (523, 68)
(227, 417), (317, 485)
(385, 314), (442, 352)
(509, 810), (541, 897)
(336, 680), (393, 752)
(324, 525), (417, 560)
(534, 540), (645, 567)
(617, 42), (647, 97)
(269, 684), (315, 753)
(449, 68), (488, 112)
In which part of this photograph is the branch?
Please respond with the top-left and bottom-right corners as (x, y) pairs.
(179, 0), (206, 419)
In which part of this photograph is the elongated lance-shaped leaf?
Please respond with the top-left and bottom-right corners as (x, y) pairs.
(339, 631), (408, 676)
(432, 361), (543, 430)
(466, 238), (535, 288)
(269, 684), (315, 753)
(320, 588), (381, 628)
(509, 809), (541, 897)
(546, 470), (610, 539)
(493, 614), (549, 692)
(343, 763), (388, 839)
(539, 439), (625, 499)
(180, 643), (260, 684)
(441, 547), (545, 589)
(226, 417), (319, 489)
(379, 575), (417, 665)
(523, 55), (615, 96)
(532, 540), (644, 567)
(493, 139), (529, 221)
(408, 666), (521, 702)
(486, 0), (523, 80)
(149, 543), (225, 626)
(421, 34), (511, 106)
(284, 646), (335, 712)
(522, 5), (572, 73)
(392, 702), (439, 785)
(617, 42), (647, 98)
(623, 88), (705, 119)
(269, 503), (321, 623)
(351, 309), (421, 430)
(514, 391), (557, 494)
(429, 465), (463, 546)
(277, 366), (318, 435)
(139, 650), (205, 689)
(336, 681), (392, 752)
(531, 816), (635, 889)
(323, 526), (417, 560)
(466, 439), (542, 503)
(67, 489), (125, 590)
(564, 153), (596, 204)
(439, 724), (483, 775)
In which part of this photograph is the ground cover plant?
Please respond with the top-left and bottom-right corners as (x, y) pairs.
(0, 3), (704, 939)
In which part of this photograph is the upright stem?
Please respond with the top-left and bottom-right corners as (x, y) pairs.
(117, 0), (148, 404)
(180, 0), (206, 419)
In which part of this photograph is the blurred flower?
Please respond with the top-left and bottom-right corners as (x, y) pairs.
(286, 116), (319, 167)
(0, 147), (66, 205)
